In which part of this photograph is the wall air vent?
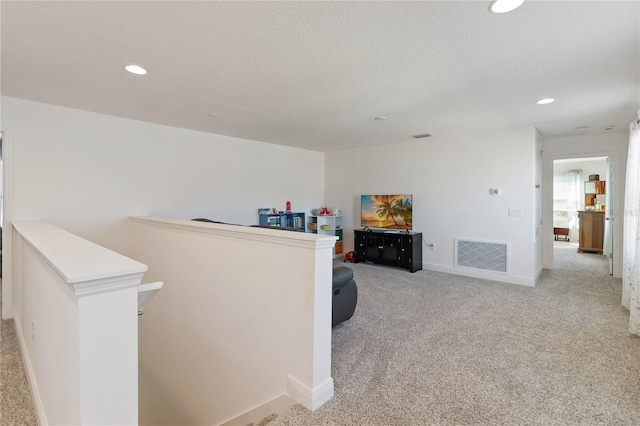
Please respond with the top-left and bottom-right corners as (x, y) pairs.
(412, 133), (432, 139)
(455, 238), (508, 273)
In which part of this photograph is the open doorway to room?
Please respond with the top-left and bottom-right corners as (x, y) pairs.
(552, 156), (611, 274)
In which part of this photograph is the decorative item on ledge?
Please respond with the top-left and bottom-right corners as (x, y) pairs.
(311, 207), (342, 216)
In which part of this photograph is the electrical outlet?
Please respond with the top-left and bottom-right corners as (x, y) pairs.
(31, 319), (35, 340)
(427, 243), (435, 251)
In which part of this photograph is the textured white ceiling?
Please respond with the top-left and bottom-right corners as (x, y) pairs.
(2, 1), (639, 152)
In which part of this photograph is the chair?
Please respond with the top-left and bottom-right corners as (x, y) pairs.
(332, 266), (357, 327)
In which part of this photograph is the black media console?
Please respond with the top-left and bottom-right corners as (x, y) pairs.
(353, 230), (422, 273)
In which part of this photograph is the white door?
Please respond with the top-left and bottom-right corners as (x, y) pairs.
(604, 156), (614, 274)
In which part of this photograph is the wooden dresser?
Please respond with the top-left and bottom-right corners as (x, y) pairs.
(578, 211), (604, 253)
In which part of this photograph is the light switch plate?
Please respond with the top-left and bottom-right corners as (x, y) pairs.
(508, 208), (523, 217)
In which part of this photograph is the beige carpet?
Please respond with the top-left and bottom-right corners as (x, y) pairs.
(271, 242), (640, 425)
(0, 275), (38, 425)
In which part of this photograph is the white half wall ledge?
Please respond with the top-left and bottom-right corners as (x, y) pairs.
(130, 216), (338, 249)
(12, 221), (147, 426)
(12, 220), (148, 293)
(287, 375), (335, 411)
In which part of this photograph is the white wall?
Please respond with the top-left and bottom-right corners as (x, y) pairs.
(326, 126), (538, 286)
(542, 131), (629, 276)
(1, 96), (325, 256)
(1, 96), (325, 317)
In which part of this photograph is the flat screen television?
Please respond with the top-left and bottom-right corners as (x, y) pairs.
(361, 194), (413, 230)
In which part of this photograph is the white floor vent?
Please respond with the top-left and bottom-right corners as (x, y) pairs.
(455, 239), (508, 273)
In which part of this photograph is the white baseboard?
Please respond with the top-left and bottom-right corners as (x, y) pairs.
(218, 394), (294, 426)
(422, 263), (535, 287)
(13, 316), (47, 425)
(287, 374), (334, 411)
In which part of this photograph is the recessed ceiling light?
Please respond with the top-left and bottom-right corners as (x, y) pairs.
(574, 126), (590, 130)
(489, 0), (524, 14)
(412, 133), (432, 139)
(603, 126), (614, 131)
(124, 64), (147, 75)
(536, 98), (555, 105)
(374, 116), (386, 121)
(208, 112), (219, 117)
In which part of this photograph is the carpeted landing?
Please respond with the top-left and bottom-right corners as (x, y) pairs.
(270, 242), (640, 425)
(2, 243), (639, 425)
(1, 317), (38, 425)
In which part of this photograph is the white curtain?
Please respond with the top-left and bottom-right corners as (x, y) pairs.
(623, 120), (640, 334)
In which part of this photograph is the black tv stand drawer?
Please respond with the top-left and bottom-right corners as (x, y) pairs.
(353, 230), (422, 273)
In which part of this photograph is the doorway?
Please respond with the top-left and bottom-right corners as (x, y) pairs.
(552, 156), (610, 273)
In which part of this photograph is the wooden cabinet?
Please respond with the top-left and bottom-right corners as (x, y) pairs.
(578, 211), (604, 253)
(354, 230), (422, 272)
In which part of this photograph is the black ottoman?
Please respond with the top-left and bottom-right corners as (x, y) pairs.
(332, 266), (358, 327)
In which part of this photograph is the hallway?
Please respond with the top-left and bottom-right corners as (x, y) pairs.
(553, 240), (610, 276)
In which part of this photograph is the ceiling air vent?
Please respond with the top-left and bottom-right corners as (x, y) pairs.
(412, 133), (432, 139)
